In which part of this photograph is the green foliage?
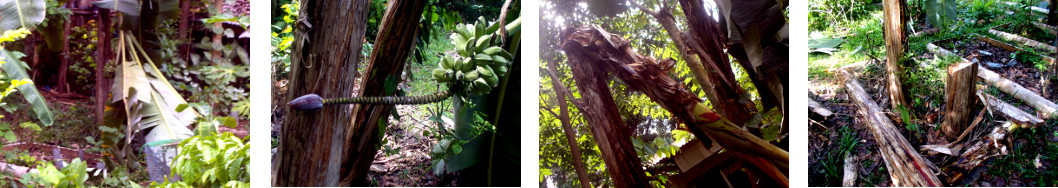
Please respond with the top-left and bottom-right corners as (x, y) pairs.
(808, 0), (876, 31)
(0, 28), (54, 125)
(19, 158), (90, 188)
(271, 0), (298, 79)
(177, 102), (238, 136)
(819, 126), (859, 186)
(0, 0), (46, 30)
(925, 0), (959, 30)
(967, 0), (1000, 21)
(152, 132), (249, 188)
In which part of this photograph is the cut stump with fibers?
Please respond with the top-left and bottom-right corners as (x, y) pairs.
(841, 69), (943, 187)
(942, 62), (979, 140)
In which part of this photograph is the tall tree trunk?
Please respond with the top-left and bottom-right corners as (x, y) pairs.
(59, 17), (70, 93)
(675, 0), (757, 126)
(273, 0), (371, 186)
(546, 60), (592, 188)
(564, 30), (652, 187)
(211, 0), (224, 63)
(95, 8), (110, 126)
(883, 0), (909, 109)
(1048, 0), (1058, 25)
(342, 0), (427, 185)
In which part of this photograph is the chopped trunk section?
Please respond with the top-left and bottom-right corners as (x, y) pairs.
(941, 62), (979, 140)
(561, 25), (788, 186)
(840, 69), (942, 187)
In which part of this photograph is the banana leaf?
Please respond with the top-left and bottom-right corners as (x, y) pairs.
(0, 48), (52, 126)
(110, 33), (197, 147)
(0, 0), (45, 30)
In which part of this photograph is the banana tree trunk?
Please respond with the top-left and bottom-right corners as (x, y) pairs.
(561, 25), (788, 186)
(883, 0), (909, 109)
(564, 28), (652, 187)
(344, 0), (427, 185)
(273, 0), (372, 186)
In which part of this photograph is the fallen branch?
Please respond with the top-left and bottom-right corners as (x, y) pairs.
(809, 97), (834, 117)
(988, 28), (1058, 53)
(840, 69), (943, 186)
(843, 154), (858, 186)
(978, 91), (1045, 128)
(977, 66), (1058, 118)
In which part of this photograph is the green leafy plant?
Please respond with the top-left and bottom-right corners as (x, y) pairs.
(151, 132), (249, 188)
(925, 0), (958, 30)
(19, 158), (90, 188)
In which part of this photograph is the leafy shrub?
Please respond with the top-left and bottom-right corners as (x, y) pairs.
(151, 132), (249, 188)
(19, 159), (90, 187)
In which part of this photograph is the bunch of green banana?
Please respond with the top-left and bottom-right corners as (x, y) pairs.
(432, 16), (514, 96)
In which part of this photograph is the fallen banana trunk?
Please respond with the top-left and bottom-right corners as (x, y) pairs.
(840, 69), (943, 186)
(809, 97), (833, 117)
(926, 42), (1058, 119)
(977, 66), (1058, 119)
(561, 25), (788, 186)
(978, 91), (1045, 128)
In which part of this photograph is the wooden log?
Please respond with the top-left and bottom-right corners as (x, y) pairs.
(840, 69), (943, 186)
(808, 97), (833, 117)
(978, 91), (1045, 128)
(988, 28), (1058, 53)
(977, 66), (1058, 118)
(843, 154), (858, 186)
(941, 62), (979, 140)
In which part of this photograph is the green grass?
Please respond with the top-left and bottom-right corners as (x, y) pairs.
(818, 126), (860, 186)
(809, 11), (885, 80)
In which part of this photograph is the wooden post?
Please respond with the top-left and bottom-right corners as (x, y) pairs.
(841, 69), (942, 187)
(883, 0), (909, 109)
(941, 62), (978, 140)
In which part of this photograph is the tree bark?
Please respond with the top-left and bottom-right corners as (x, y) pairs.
(941, 62), (978, 140)
(273, 0), (371, 186)
(841, 69), (942, 187)
(675, 0), (757, 126)
(561, 26), (788, 186)
(342, 0), (427, 185)
(211, 0), (224, 63)
(632, 2), (720, 115)
(564, 37), (652, 187)
(883, 0), (909, 109)
(546, 61), (592, 188)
